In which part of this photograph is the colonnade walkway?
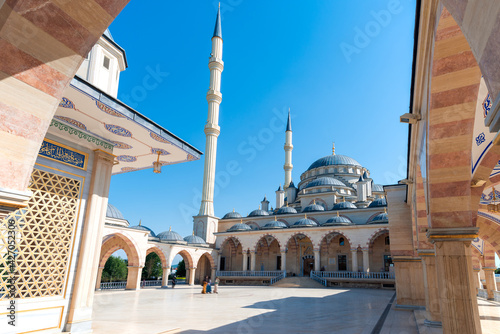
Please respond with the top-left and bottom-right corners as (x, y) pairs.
(92, 286), (500, 333)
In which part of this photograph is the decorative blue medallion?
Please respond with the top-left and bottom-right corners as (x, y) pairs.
(112, 141), (133, 149)
(475, 132), (486, 146)
(483, 94), (492, 118)
(38, 140), (87, 170)
(116, 155), (137, 162)
(54, 116), (87, 131)
(104, 124), (132, 137)
(151, 148), (170, 155)
(59, 97), (74, 109)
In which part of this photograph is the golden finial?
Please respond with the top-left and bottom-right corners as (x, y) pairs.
(343, 196), (346, 202)
(336, 211), (339, 217)
(233, 208), (235, 212)
(139, 219), (142, 226)
(313, 199), (316, 204)
(305, 214), (307, 219)
(218, 2), (220, 8)
(241, 218), (243, 224)
(384, 207), (387, 214)
(274, 216), (277, 221)
(332, 142), (335, 155)
(258, 205), (261, 210)
(192, 230), (195, 236)
(169, 226), (171, 231)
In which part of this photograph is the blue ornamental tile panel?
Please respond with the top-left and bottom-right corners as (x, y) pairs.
(105, 124), (132, 137)
(59, 97), (74, 109)
(483, 94), (492, 118)
(111, 141), (133, 149)
(96, 101), (125, 118)
(116, 155), (137, 162)
(151, 148), (170, 155)
(54, 116), (87, 131)
(150, 132), (171, 143)
(38, 139), (88, 170)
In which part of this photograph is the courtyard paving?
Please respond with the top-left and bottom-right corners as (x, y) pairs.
(92, 285), (500, 334)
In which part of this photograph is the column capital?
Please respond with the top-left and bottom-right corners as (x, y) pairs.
(313, 249), (320, 253)
(482, 267), (497, 271)
(189, 266), (197, 270)
(426, 227), (478, 243)
(417, 249), (435, 257)
(350, 248), (358, 253)
(162, 266), (170, 270)
(94, 149), (115, 165)
(280, 248), (287, 253)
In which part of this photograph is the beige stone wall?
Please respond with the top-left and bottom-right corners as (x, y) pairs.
(394, 260), (426, 307)
(319, 234), (352, 271)
(370, 233), (391, 272)
(255, 239), (280, 271)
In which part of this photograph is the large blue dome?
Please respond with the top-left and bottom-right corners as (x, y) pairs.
(322, 215), (353, 226)
(332, 201), (357, 210)
(368, 198), (387, 208)
(292, 217), (318, 228)
(276, 206), (297, 215)
(262, 220), (288, 229)
(222, 210), (242, 219)
(130, 224), (156, 237)
(367, 212), (389, 224)
(157, 229), (183, 242)
(307, 155), (361, 171)
(304, 177), (345, 189)
(184, 234), (207, 245)
(302, 203), (325, 213)
(106, 203), (125, 220)
(248, 209), (269, 217)
(227, 223), (252, 232)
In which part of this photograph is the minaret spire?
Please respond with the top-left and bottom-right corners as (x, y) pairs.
(284, 108), (293, 188)
(195, 8), (224, 245)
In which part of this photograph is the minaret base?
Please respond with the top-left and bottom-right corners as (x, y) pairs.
(193, 214), (219, 245)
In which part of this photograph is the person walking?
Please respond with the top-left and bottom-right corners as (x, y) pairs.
(214, 277), (220, 294)
(202, 276), (208, 294)
(171, 276), (176, 289)
(206, 277), (212, 293)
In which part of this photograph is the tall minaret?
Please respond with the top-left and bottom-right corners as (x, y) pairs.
(284, 109), (293, 188)
(194, 5), (223, 244)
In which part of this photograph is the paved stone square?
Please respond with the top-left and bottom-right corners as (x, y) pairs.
(92, 286), (500, 334)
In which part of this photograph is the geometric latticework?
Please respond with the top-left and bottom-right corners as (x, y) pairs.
(0, 169), (80, 300)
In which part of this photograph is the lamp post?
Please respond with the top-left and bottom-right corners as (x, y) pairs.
(153, 151), (161, 174)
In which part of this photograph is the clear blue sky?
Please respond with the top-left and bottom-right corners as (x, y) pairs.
(108, 1), (415, 240)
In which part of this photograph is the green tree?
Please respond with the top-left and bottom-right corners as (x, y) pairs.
(495, 267), (500, 275)
(176, 259), (186, 277)
(141, 252), (162, 280)
(102, 255), (128, 282)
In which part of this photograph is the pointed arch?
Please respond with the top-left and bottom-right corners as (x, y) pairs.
(99, 232), (141, 267)
(366, 229), (390, 248)
(146, 246), (167, 268)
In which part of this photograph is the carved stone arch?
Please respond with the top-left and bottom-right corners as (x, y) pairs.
(146, 246), (168, 268)
(252, 234), (281, 252)
(366, 229), (390, 248)
(99, 232), (141, 267)
(318, 230), (352, 249)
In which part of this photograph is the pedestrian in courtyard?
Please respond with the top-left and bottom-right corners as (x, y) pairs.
(202, 276), (208, 294)
(206, 277), (212, 293)
(214, 277), (219, 294)
(171, 276), (177, 289)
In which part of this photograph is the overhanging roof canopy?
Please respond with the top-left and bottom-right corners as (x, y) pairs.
(54, 77), (202, 174)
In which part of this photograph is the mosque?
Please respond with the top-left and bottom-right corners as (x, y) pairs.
(1, 1), (500, 334)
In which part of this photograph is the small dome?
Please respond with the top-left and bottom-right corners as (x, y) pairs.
(292, 217), (318, 228)
(368, 198), (387, 208)
(367, 212), (389, 224)
(222, 210), (242, 219)
(304, 177), (345, 189)
(130, 224), (156, 237)
(248, 209), (270, 217)
(183, 234), (207, 245)
(106, 203), (125, 220)
(302, 203), (325, 213)
(157, 229), (183, 242)
(262, 220), (288, 229)
(332, 201), (357, 210)
(227, 223), (252, 232)
(307, 155), (361, 171)
(276, 206), (298, 215)
(372, 184), (384, 192)
(323, 215), (353, 226)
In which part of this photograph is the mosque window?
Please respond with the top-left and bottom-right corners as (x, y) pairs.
(103, 56), (110, 69)
(385, 236), (390, 245)
(339, 237), (345, 246)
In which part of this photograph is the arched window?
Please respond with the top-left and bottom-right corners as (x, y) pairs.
(385, 236), (390, 245)
(339, 237), (345, 246)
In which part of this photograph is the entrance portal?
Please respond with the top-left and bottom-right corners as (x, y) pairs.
(303, 257), (314, 276)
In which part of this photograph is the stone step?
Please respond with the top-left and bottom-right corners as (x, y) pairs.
(272, 277), (326, 288)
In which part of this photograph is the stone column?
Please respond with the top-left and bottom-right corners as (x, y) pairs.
(473, 269), (481, 295)
(217, 252), (222, 271)
(242, 250), (249, 271)
(313, 249), (320, 272)
(188, 267), (196, 285)
(95, 267), (104, 290)
(126, 266), (143, 290)
(281, 250), (287, 276)
(186, 268), (190, 284)
(162, 267), (171, 288)
(483, 267), (498, 300)
(351, 249), (358, 272)
(250, 251), (256, 271)
(65, 150), (114, 333)
(211, 267), (217, 280)
(427, 228), (482, 334)
(362, 248), (370, 272)
(419, 250), (441, 327)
